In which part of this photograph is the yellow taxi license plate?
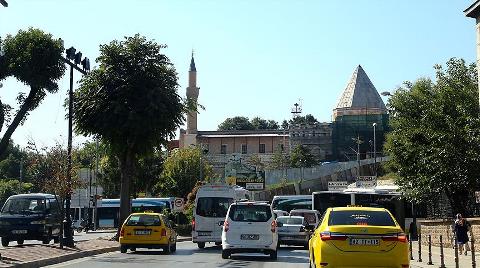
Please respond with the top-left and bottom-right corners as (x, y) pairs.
(349, 238), (379, 246)
(134, 230), (152, 235)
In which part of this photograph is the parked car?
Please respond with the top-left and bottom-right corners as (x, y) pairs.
(289, 209), (322, 228)
(0, 193), (62, 246)
(119, 211), (177, 254)
(309, 207), (409, 268)
(276, 216), (312, 248)
(221, 201), (278, 260)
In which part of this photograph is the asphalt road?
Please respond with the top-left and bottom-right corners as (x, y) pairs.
(45, 241), (310, 268)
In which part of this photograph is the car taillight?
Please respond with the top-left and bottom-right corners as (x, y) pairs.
(271, 220), (277, 233)
(192, 219), (195, 231)
(161, 228), (167, 237)
(120, 228), (125, 237)
(320, 231), (347, 241)
(382, 233), (408, 243)
(224, 220), (229, 232)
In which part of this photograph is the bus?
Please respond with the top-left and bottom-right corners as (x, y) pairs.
(96, 197), (176, 228)
(312, 187), (410, 231)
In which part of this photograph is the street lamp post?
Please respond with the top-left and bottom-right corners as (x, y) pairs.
(373, 123), (377, 177)
(62, 45), (90, 247)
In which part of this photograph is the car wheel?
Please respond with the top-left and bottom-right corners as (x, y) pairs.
(42, 237), (50, 244)
(215, 242), (222, 246)
(16, 239), (24, 245)
(270, 250), (277, 260)
(221, 250), (230, 259)
(53, 236), (60, 243)
(130, 247), (136, 252)
(120, 245), (127, 253)
(197, 242), (205, 249)
(1, 237), (9, 247)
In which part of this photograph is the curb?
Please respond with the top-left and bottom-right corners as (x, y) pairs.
(9, 245), (119, 268)
(177, 237), (191, 243)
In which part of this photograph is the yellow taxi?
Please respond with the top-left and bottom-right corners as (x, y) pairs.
(119, 211), (177, 254)
(309, 207), (409, 268)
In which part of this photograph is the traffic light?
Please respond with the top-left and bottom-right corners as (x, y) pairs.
(65, 47), (76, 60)
(81, 57), (90, 72)
(74, 51), (82, 65)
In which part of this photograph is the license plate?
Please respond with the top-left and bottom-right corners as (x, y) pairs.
(134, 230), (151, 235)
(241, 234), (259, 240)
(198, 231), (211, 236)
(349, 238), (379, 246)
(12, 230), (27, 234)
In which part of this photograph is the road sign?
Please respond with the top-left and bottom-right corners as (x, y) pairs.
(173, 198), (184, 212)
(328, 181), (348, 191)
(246, 183), (264, 190)
(356, 176), (377, 188)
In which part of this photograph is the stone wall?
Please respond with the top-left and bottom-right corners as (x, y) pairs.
(419, 218), (480, 251)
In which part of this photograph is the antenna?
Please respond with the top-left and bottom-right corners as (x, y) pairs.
(291, 99), (302, 118)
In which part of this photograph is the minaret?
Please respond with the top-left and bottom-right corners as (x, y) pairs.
(186, 52), (199, 134)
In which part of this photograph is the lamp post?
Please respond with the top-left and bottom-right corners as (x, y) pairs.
(373, 123), (377, 177)
(62, 45), (90, 247)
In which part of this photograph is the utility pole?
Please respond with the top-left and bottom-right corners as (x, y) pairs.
(373, 123), (377, 177)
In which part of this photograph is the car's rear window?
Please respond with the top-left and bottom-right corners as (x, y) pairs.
(290, 211), (317, 225)
(126, 214), (161, 226)
(277, 217), (303, 225)
(229, 205), (272, 222)
(328, 210), (396, 226)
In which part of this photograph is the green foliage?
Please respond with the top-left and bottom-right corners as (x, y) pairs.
(289, 114), (319, 125)
(384, 58), (480, 215)
(73, 34), (184, 155)
(268, 145), (290, 170)
(156, 147), (213, 199)
(290, 145), (318, 168)
(0, 141), (27, 180)
(0, 28), (65, 159)
(218, 116), (279, 131)
(0, 179), (32, 206)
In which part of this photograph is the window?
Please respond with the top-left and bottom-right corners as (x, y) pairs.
(259, 144), (266, 153)
(196, 197), (233, 218)
(126, 214), (161, 226)
(328, 210), (396, 226)
(221, 144), (227, 154)
(229, 205), (272, 222)
(277, 217), (304, 225)
(241, 144), (247, 154)
(2, 198), (46, 214)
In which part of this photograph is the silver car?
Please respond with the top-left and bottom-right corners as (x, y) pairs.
(276, 216), (312, 248)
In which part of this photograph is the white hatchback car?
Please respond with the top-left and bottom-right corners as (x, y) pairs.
(221, 201), (279, 260)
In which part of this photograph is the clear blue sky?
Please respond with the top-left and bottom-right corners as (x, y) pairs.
(0, 0), (477, 148)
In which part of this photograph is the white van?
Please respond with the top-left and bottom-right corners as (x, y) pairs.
(192, 184), (249, 249)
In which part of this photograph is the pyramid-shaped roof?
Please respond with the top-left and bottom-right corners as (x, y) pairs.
(335, 65), (386, 110)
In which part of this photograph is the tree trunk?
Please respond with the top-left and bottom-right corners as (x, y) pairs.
(0, 86), (39, 159)
(117, 148), (135, 238)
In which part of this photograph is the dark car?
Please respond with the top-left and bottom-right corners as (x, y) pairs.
(0, 193), (62, 246)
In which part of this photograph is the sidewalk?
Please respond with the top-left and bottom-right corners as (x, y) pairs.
(0, 233), (191, 268)
(410, 240), (480, 268)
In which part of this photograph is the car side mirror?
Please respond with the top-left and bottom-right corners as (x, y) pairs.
(277, 222), (283, 227)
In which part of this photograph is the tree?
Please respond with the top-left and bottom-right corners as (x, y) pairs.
(73, 35), (185, 234)
(0, 179), (32, 206)
(0, 141), (28, 180)
(384, 58), (480, 216)
(155, 146), (214, 199)
(281, 120), (289, 130)
(251, 117), (279, 130)
(268, 145), (290, 170)
(288, 114), (319, 125)
(0, 28), (65, 159)
(290, 145), (318, 168)
(218, 116), (254, 130)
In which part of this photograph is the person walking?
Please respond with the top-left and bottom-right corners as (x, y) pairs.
(454, 213), (471, 255)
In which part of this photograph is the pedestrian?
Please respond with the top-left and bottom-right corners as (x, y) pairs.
(454, 213), (471, 256)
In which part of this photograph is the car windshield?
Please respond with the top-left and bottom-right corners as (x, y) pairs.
(328, 210), (396, 226)
(277, 217), (303, 225)
(196, 197), (233, 218)
(1, 198), (46, 215)
(126, 214), (161, 226)
(290, 211), (317, 225)
(229, 204), (272, 222)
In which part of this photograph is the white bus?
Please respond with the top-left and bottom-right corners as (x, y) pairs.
(271, 195), (312, 213)
(192, 184), (250, 248)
